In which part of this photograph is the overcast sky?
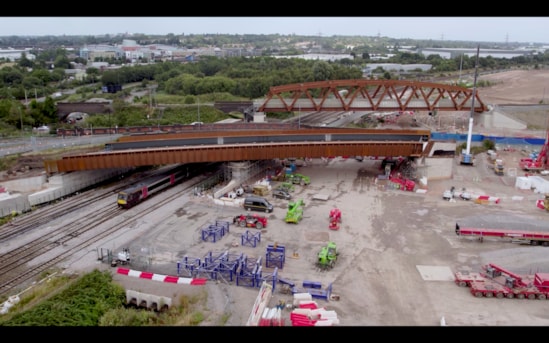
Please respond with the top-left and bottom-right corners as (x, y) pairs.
(1, 17), (548, 44)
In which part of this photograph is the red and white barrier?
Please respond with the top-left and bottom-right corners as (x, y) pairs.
(116, 268), (207, 285)
(476, 195), (500, 204)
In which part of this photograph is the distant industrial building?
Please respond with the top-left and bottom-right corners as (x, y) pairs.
(0, 48), (35, 61)
(418, 47), (534, 59)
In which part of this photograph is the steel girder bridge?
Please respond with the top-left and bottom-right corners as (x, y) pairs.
(254, 79), (488, 113)
(44, 128), (430, 174)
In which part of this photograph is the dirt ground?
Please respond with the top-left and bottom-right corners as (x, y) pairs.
(477, 69), (549, 106)
(5, 69), (549, 326)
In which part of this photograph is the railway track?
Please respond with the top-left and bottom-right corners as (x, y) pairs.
(0, 168), (156, 242)
(0, 163), (221, 297)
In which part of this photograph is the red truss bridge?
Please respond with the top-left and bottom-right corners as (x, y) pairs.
(254, 79), (488, 113)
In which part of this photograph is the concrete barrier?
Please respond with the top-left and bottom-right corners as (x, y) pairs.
(126, 289), (172, 311)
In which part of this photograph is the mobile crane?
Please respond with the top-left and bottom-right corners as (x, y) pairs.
(460, 45), (480, 166)
(519, 125), (548, 172)
(455, 222), (549, 246)
(455, 263), (549, 300)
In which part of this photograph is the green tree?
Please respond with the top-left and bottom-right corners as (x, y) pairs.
(312, 61), (334, 81)
(42, 96), (56, 122)
(18, 52), (34, 68)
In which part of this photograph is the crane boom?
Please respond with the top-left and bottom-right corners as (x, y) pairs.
(460, 45), (480, 166)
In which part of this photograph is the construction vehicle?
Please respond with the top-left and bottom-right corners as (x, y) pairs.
(316, 241), (338, 269)
(494, 159), (504, 175)
(460, 45), (480, 166)
(455, 222), (549, 246)
(443, 186), (455, 200)
(110, 248), (131, 267)
(383, 157), (416, 191)
(285, 199), (304, 223)
(389, 173), (415, 191)
(275, 182), (295, 193)
(329, 208), (342, 230)
(455, 263), (549, 299)
(519, 144), (548, 172)
(519, 122), (548, 172)
(285, 173), (311, 186)
(233, 213), (268, 229)
(536, 193), (549, 212)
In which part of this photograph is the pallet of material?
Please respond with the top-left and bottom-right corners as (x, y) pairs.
(313, 194), (329, 201)
(253, 184), (269, 196)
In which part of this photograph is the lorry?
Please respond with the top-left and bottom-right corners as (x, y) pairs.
(454, 263), (549, 299)
(455, 222), (549, 246)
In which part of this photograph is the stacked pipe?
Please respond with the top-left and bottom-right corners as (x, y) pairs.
(258, 307), (284, 326)
(289, 293), (339, 326)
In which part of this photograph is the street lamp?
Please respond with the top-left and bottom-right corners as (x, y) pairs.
(298, 105), (301, 130)
(197, 97), (200, 123)
(459, 53), (463, 84)
(19, 108), (23, 137)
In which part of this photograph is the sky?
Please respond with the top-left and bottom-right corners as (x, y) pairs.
(0, 17), (548, 44)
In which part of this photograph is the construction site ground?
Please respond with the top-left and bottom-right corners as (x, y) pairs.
(82, 149), (548, 327)
(102, 70), (549, 326)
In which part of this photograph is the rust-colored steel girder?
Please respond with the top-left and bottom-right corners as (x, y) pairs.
(116, 127), (428, 143)
(45, 141), (424, 174)
(256, 79), (488, 113)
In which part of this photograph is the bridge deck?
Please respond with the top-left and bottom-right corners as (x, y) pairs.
(44, 129), (430, 173)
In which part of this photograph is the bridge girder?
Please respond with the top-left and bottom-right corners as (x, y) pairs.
(44, 141), (425, 174)
(255, 79), (488, 113)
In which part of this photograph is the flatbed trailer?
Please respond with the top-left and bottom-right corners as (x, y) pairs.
(455, 223), (549, 246)
(455, 263), (549, 300)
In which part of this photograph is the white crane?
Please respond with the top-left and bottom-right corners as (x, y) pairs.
(460, 45), (480, 166)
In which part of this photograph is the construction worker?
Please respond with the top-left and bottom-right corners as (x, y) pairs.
(276, 299), (285, 310)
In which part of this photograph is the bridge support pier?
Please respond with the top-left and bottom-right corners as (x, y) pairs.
(229, 161), (253, 181)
